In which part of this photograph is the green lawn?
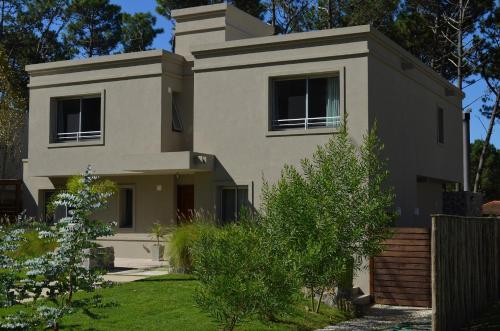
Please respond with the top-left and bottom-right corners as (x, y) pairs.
(464, 301), (500, 330)
(1, 274), (348, 330)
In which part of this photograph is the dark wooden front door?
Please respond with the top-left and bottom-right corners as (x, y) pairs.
(177, 185), (194, 222)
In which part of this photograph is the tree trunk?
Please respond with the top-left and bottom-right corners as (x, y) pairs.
(315, 288), (325, 313)
(473, 92), (499, 193)
(336, 257), (354, 308)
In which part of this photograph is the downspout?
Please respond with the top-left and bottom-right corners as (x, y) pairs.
(462, 109), (471, 191)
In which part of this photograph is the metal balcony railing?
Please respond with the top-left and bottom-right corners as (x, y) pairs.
(272, 116), (341, 130)
(56, 131), (102, 142)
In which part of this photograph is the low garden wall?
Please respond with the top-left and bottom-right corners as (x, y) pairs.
(431, 215), (500, 331)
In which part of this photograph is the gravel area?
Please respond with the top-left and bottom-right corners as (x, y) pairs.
(318, 304), (431, 331)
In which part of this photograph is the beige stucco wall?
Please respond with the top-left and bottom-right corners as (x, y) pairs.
(367, 33), (462, 227)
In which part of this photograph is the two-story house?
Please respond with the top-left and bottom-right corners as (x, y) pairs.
(23, 3), (462, 294)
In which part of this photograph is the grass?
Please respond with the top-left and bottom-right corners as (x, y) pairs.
(464, 301), (500, 330)
(1, 274), (348, 331)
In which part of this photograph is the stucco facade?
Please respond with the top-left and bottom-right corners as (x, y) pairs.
(23, 3), (462, 296)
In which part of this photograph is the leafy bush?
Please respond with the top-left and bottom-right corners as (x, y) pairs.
(168, 212), (216, 273)
(192, 222), (297, 331)
(260, 124), (395, 311)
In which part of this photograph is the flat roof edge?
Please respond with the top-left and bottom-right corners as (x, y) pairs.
(25, 50), (185, 74)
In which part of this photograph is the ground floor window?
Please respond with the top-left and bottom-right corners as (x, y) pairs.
(119, 186), (134, 228)
(220, 186), (249, 222)
(41, 190), (66, 224)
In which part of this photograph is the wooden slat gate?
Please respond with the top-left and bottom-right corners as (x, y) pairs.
(371, 227), (431, 307)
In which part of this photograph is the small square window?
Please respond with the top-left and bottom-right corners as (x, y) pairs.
(272, 76), (340, 130)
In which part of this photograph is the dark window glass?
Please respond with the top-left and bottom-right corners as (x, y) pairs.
(0, 184), (16, 207)
(57, 99), (80, 134)
(437, 108), (444, 143)
(221, 188), (236, 223)
(172, 94), (183, 132)
(272, 76), (340, 130)
(221, 187), (249, 223)
(308, 77), (328, 120)
(273, 79), (306, 129)
(55, 96), (101, 142)
(119, 188), (134, 228)
(81, 97), (101, 132)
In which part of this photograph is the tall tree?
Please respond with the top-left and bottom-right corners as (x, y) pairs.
(472, 5), (499, 194)
(264, 0), (311, 34)
(392, 0), (493, 81)
(0, 47), (27, 179)
(470, 140), (500, 201)
(64, 0), (122, 57)
(231, 0), (266, 19)
(121, 12), (164, 53)
(157, 0), (265, 20)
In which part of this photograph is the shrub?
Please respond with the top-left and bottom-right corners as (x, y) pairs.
(168, 212), (216, 273)
(192, 222), (297, 331)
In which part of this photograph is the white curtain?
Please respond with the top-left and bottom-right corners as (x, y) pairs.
(326, 77), (340, 128)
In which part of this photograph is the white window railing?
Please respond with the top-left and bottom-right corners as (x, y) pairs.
(56, 131), (102, 142)
(272, 116), (341, 130)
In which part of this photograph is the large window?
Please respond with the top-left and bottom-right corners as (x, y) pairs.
(272, 76), (340, 130)
(220, 186), (249, 223)
(55, 96), (101, 143)
(119, 187), (134, 229)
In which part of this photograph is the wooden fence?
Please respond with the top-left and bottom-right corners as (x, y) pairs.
(371, 228), (431, 307)
(432, 215), (500, 331)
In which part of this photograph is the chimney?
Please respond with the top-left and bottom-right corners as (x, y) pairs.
(171, 3), (274, 61)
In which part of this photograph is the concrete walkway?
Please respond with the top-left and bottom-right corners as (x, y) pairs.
(318, 305), (432, 331)
(103, 258), (170, 283)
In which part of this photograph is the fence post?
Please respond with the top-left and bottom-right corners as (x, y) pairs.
(431, 215), (439, 331)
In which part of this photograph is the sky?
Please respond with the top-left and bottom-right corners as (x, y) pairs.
(111, 0), (499, 148)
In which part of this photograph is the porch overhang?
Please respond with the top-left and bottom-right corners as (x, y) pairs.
(26, 151), (214, 177)
(121, 151), (214, 174)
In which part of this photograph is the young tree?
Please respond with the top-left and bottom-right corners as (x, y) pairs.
(0, 47), (27, 179)
(121, 12), (164, 53)
(470, 140), (500, 201)
(193, 222), (297, 330)
(472, 5), (499, 193)
(1, 166), (116, 330)
(64, 0), (122, 57)
(261, 124), (395, 311)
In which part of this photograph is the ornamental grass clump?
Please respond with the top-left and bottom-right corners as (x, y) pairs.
(168, 211), (217, 273)
(0, 166), (117, 330)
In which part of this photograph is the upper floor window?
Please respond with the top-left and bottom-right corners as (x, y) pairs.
(271, 76), (340, 130)
(54, 96), (101, 143)
(437, 107), (444, 144)
(172, 93), (183, 132)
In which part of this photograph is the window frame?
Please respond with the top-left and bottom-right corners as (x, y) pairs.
(118, 185), (135, 231)
(219, 185), (250, 223)
(48, 90), (105, 148)
(265, 68), (344, 137)
(172, 93), (183, 132)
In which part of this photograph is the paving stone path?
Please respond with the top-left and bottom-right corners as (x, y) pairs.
(318, 304), (432, 331)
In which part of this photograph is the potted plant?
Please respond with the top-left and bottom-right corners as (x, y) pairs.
(150, 222), (166, 261)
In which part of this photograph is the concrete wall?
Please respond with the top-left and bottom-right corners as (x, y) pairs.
(191, 36), (370, 213)
(367, 32), (462, 227)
